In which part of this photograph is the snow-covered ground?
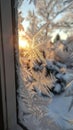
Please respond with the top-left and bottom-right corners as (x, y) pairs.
(48, 93), (73, 130)
(17, 83), (73, 130)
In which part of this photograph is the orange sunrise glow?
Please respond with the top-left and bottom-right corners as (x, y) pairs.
(19, 31), (29, 49)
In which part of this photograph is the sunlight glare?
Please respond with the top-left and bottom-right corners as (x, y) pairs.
(19, 38), (29, 49)
(19, 31), (29, 49)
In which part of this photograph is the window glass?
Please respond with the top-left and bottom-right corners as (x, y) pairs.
(17, 0), (73, 130)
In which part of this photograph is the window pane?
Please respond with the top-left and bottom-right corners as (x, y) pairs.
(16, 0), (73, 130)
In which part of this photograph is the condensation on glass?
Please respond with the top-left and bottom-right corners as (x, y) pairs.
(16, 0), (73, 130)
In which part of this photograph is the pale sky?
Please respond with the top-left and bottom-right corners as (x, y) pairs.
(18, 0), (35, 31)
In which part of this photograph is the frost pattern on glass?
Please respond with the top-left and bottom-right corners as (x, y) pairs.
(17, 0), (73, 130)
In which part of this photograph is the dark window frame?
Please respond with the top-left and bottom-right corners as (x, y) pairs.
(0, 0), (24, 130)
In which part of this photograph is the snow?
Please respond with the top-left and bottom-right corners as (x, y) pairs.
(53, 83), (62, 93)
(17, 52), (73, 130)
(17, 82), (73, 130)
(48, 93), (73, 130)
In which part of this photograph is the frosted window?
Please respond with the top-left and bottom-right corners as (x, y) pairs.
(16, 0), (73, 130)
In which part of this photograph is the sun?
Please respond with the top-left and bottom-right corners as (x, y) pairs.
(19, 37), (29, 49)
(18, 31), (29, 49)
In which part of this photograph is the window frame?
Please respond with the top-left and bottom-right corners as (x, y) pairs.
(0, 0), (24, 130)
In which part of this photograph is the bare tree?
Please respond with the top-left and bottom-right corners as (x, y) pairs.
(18, 0), (73, 40)
(26, 11), (39, 36)
(36, 0), (73, 33)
